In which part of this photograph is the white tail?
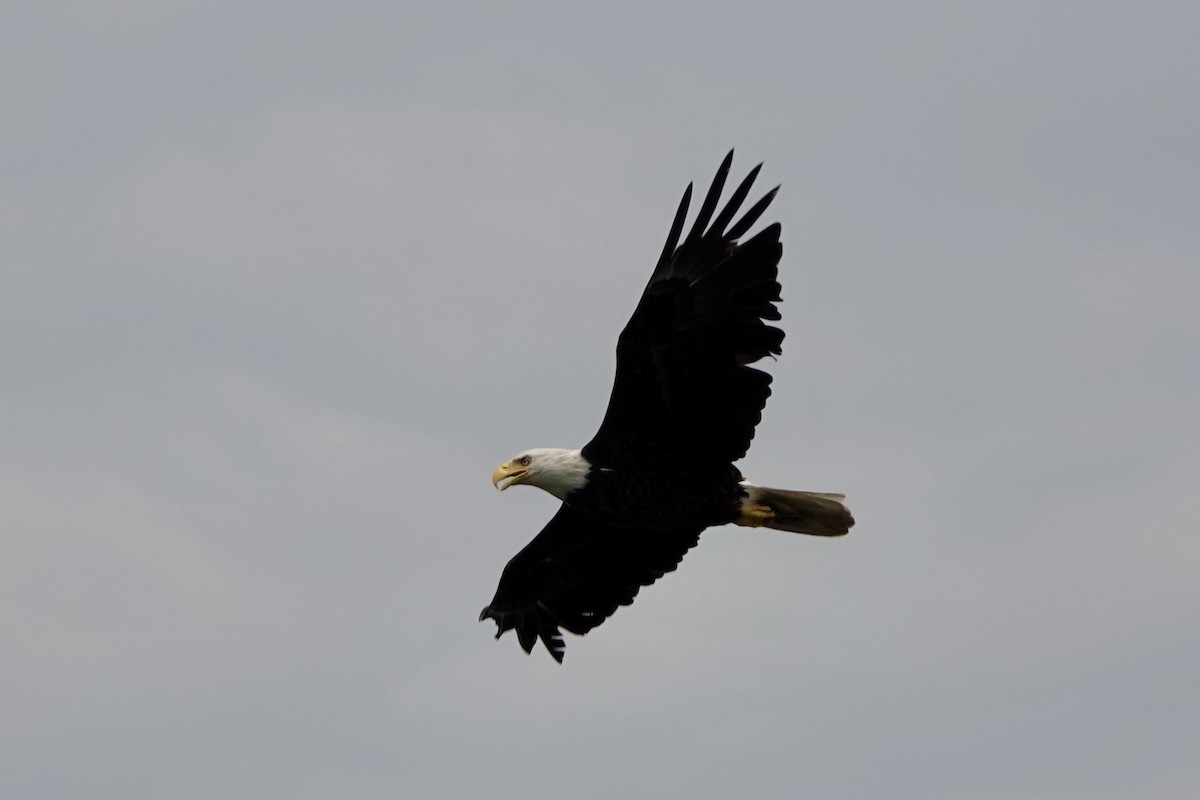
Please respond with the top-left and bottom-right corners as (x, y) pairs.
(737, 484), (854, 536)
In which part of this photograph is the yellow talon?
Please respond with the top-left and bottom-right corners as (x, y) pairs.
(738, 503), (775, 527)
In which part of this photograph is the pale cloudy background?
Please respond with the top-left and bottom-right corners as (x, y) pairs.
(3, 2), (1198, 798)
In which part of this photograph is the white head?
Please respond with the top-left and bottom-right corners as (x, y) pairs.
(491, 447), (590, 500)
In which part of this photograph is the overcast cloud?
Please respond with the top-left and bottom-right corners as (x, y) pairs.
(3, 2), (1198, 798)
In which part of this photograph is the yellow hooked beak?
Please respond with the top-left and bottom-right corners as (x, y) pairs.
(492, 461), (529, 491)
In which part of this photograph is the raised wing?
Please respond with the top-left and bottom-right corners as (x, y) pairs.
(479, 504), (701, 662)
(582, 151), (784, 471)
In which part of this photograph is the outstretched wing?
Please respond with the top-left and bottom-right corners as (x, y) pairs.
(582, 151), (785, 471)
(479, 504), (701, 662)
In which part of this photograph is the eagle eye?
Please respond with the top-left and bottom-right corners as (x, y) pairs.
(518, 455), (531, 467)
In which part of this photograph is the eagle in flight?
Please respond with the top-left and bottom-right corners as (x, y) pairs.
(480, 152), (853, 662)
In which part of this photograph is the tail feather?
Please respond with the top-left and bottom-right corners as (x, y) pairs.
(739, 484), (854, 537)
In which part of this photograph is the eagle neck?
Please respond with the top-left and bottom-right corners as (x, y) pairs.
(535, 448), (591, 501)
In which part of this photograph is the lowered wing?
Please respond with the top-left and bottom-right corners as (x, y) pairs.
(479, 504), (701, 662)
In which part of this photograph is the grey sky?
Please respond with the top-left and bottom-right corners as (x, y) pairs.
(3, 2), (1198, 798)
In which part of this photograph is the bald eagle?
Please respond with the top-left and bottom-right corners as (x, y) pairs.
(480, 152), (853, 662)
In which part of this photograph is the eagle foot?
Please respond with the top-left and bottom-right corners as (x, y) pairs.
(737, 502), (776, 527)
